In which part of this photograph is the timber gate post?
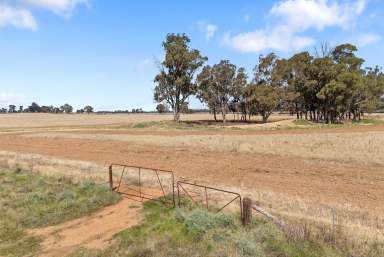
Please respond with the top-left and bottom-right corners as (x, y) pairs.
(242, 197), (252, 227)
(109, 165), (113, 191)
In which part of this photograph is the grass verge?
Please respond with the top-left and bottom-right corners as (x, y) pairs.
(0, 169), (120, 257)
(70, 201), (343, 257)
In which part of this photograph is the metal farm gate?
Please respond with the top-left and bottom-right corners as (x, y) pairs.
(108, 164), (175, 207)
(177, 181), (243, 217)
(108, 164), (243, 217)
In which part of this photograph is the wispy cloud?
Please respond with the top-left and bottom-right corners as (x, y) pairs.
(0, 0), (89, 30)
(223, 0), (368, 53)
(222, 28), (315, 53)
(23, 0), (89, 17)
(0, 4), (37, 30)
(355, 32), (381, 47)
(198, 21), (218, 40)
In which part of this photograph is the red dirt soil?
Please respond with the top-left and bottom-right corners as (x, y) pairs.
(1, 126), (384, 215)
(30, 197), (141, 257)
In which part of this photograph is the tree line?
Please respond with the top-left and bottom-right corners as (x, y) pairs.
(0, 102), (94, 114)
(0, 102), (149, 114)
(154, 34), (384, 124)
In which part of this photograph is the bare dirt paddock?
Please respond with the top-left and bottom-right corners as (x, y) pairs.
(1, 113), (384, 240)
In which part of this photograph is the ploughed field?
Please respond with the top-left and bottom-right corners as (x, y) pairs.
(1, 113), (384, 244)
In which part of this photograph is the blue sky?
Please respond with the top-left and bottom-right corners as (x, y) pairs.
(0, 0), (383, 111)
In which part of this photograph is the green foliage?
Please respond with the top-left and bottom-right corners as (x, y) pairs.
(156, 103), (167, 113)
(154, 34), (207, 121)
(197, 60), (248, 123)
(156, 37), (384, 124)
(83, 105), (94, 114)
(0, 170), (120, 257)
(60, 103), (73, 114)
(246, 85), (281, 123)
(281, 44), (384, 123)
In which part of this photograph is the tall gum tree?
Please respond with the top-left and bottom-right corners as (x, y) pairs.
(250, 53), (282, 123)
(197, 60), (247, 124)
(154, 34), (207, 122)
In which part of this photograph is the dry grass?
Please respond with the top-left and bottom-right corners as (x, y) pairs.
(27, 130), (384, 166)
(0, 113), (210, 129)
(0, 113), (297, 131)
(0, 151), (107, 183)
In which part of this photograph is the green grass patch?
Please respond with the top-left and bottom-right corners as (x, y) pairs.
(0, 169), (120, 257)
(70, 201), (343, 257)
(112, 120), (233, 131)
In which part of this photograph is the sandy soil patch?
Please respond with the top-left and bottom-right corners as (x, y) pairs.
(29, 187), (163, 257)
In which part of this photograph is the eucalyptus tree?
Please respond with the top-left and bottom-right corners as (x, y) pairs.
(197, 60), (246, 123)
(211, 60), (237, 124)
(8, 105), (16, 113)
(249, 53), (283, 123)
(361, 66), (384, 113)
(196, 65), (220, 121)
(231, 67), (248, 121)
(154, 34), (207, 122)
(285, 52), (313, 119)
(84, 105), (94, 114)
(60, 104), (73, 114)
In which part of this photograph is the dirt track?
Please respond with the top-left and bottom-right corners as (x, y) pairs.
(29, 187), (163, 257)
(30, 198), (141, 257)
(1, 125), (384, 215)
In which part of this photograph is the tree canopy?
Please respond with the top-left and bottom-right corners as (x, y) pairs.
(154, 33), (207, 121)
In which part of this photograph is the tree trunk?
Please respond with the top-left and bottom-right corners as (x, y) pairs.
(173, 103), (180, 122)
(295, 101), (299, 119)
(262, 116), (268, 123)
(221, 103), (226, 124)
(173, 109), (180, 122)
(213, 108), (217, 121)
(262, 112), (269, 123)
